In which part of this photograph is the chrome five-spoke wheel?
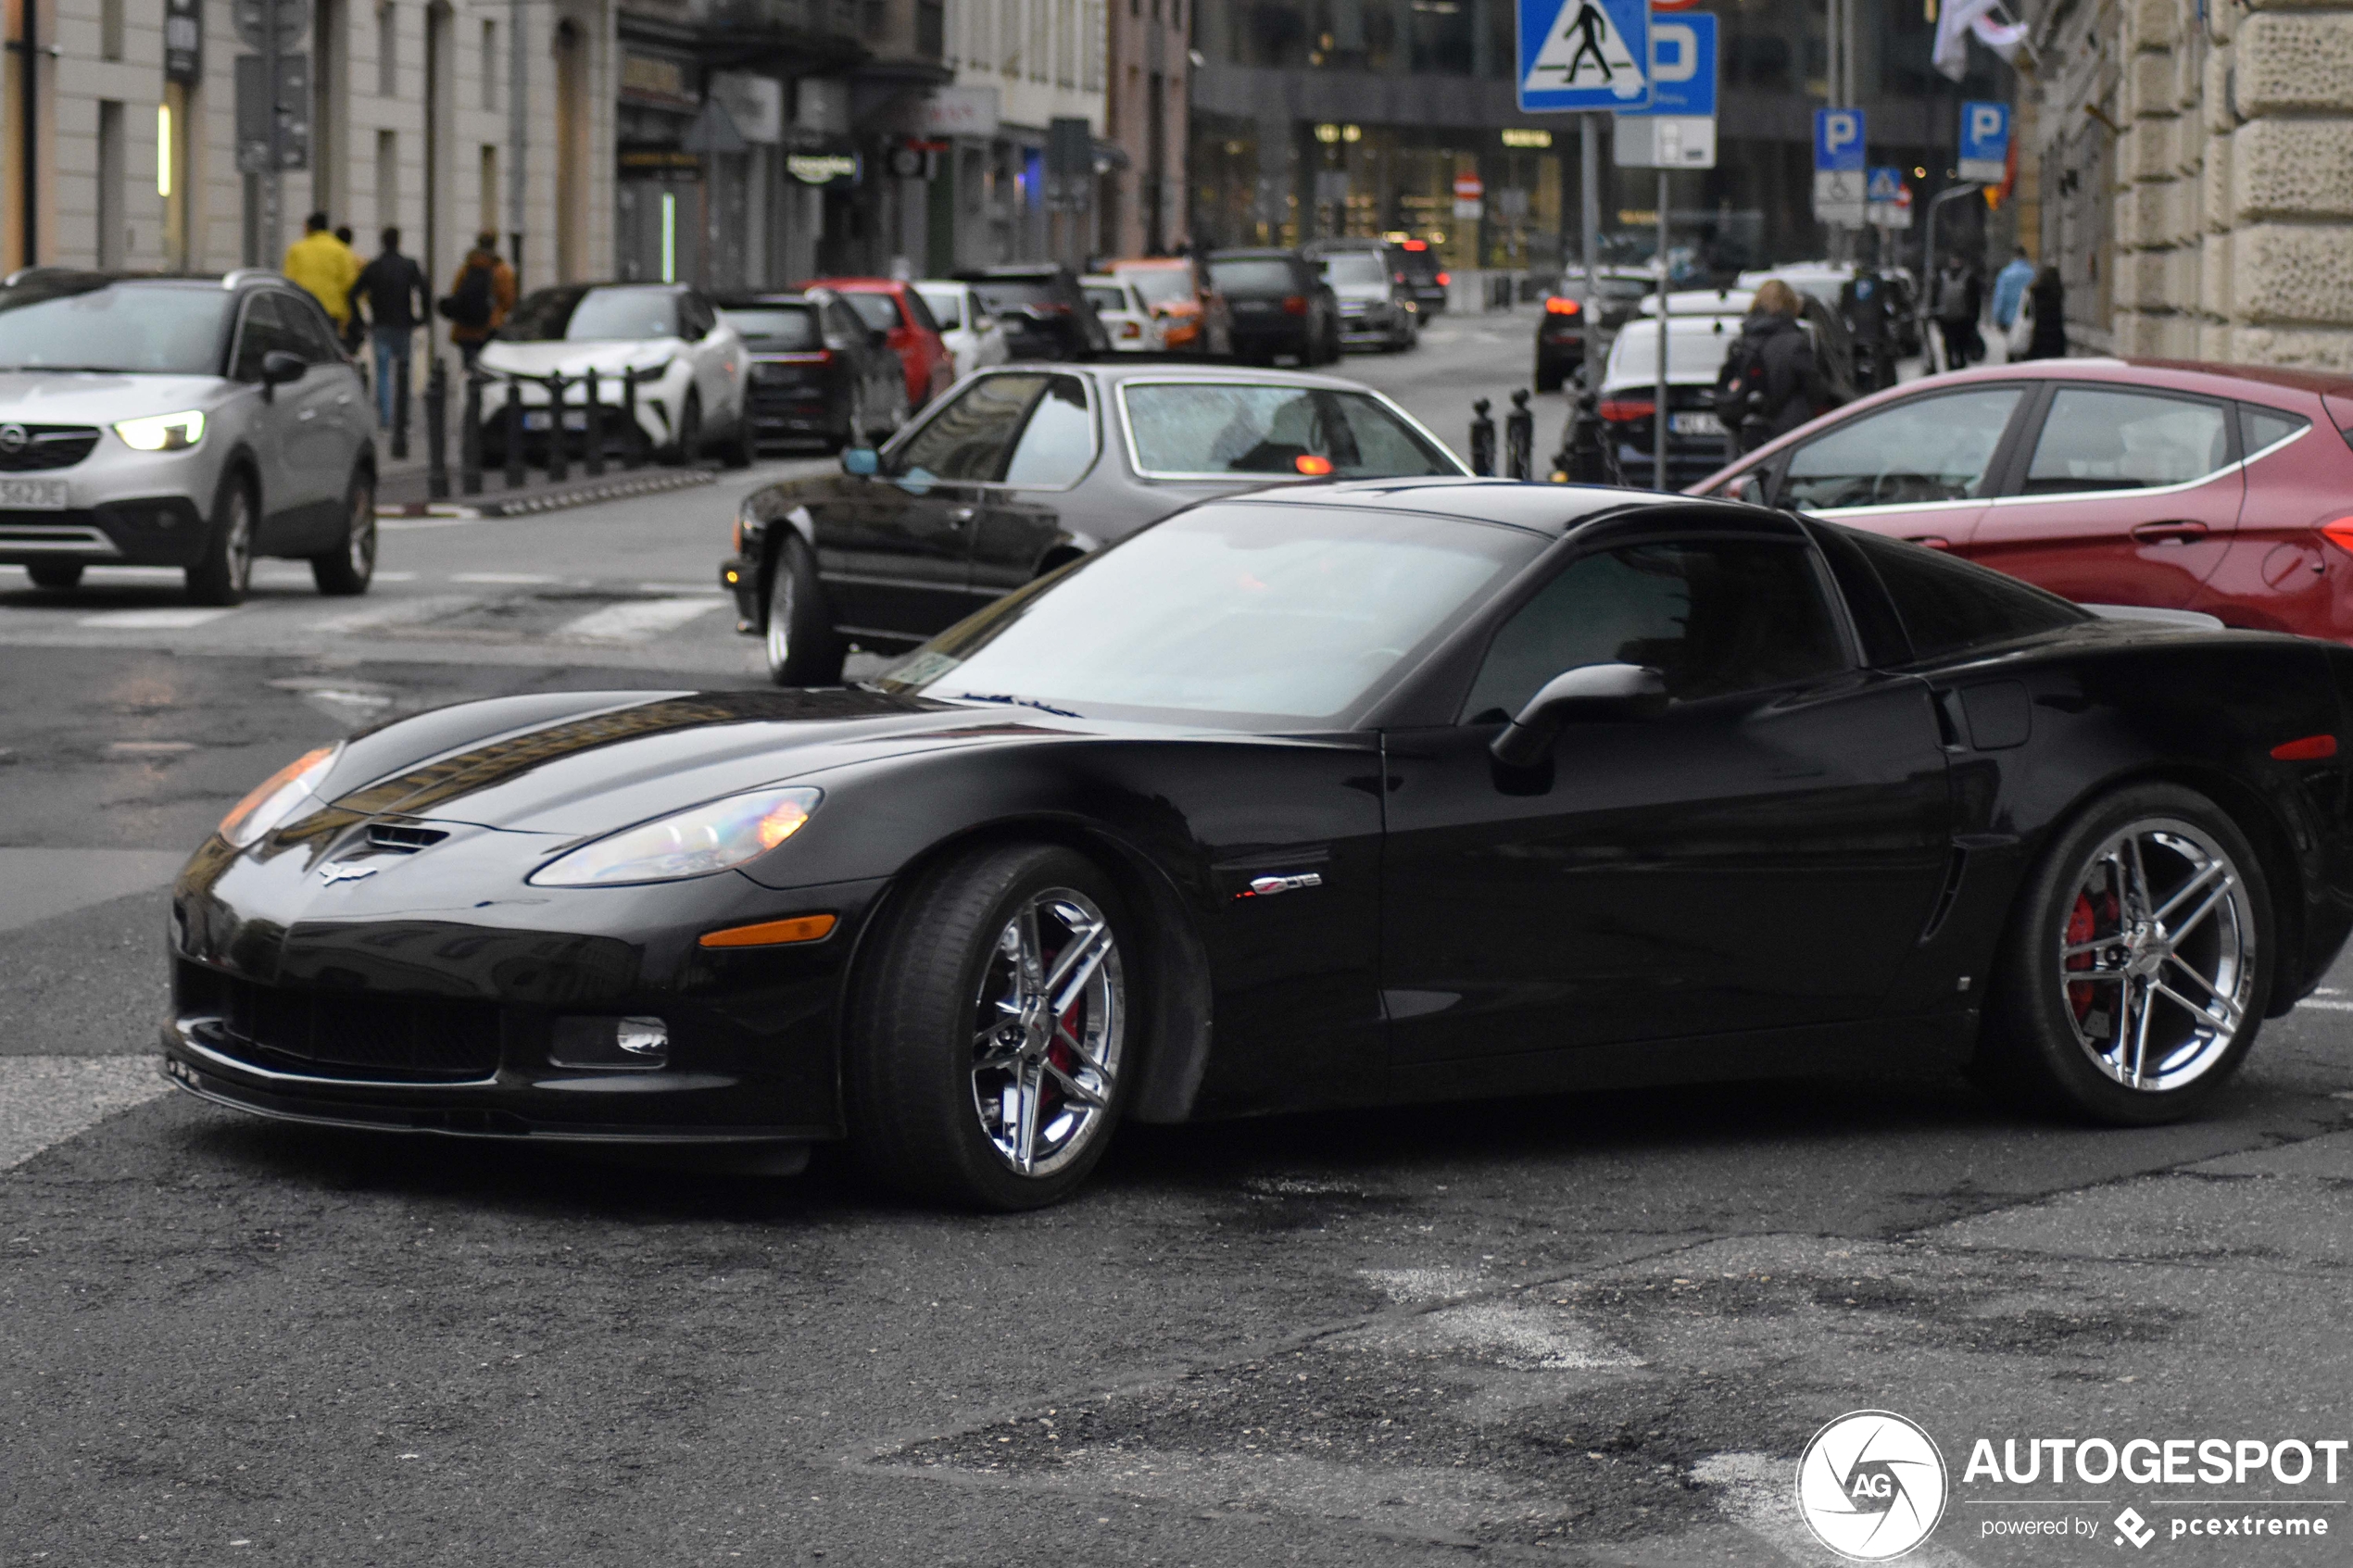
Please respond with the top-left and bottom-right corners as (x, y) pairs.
(2058, 819), (2255, 1092)
(970, 887), (1124, 1176)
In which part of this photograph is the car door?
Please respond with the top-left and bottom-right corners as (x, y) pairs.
(1964, 382), (2243, 608)
(682, 291), (742, 429)
(965, 373), (1097, 608)
(1763, 382), (2032, 550)
(1379, 522), (1953, 1069)
(821, 371), (1048, 638)
(275, 292), (366, 541)
(227, 293), (311, 542)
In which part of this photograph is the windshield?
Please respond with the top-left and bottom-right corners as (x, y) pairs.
(1392, 249), (1441, 281)
(1121, 383), (1458, 479)
(1318, 253), (1388, 286)
(502, 286), (680, 342)
(721, 307), (820, 348)
(1119, 268), (1194, 307)
(970, 279), (1055, 313)
(913, 285), (962, 329)
(872, 504), (1538, 725)
(838, 293), (901, 333)
(1081, 284), (1128, 314)
(0, 280), (232, 374)
(1208, 258), (1299, 295)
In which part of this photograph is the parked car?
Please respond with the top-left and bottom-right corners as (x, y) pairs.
(718, 291), (907, 453)
(1110, 257), (1229, 355)
(1306, 246), (1419, 353)
(1534, 267), (1655, 391)
(178, 485), (2353, 1208)
(0, 268), (376, 604)
(480, 282), (751, 467)
(1692, 358), (2353, 641)
(1080, 275), (1167, 353)
(911, 280), (1011, 383)
(955, 266), (1111, 361)
(719, 362), (1466, 683)
(1206, 249), (1342, 367)
(1390, 237), (1449, 315)
(798, 277), (956, 411)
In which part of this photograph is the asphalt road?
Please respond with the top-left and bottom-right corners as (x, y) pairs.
(5, 332), (2352, 1566)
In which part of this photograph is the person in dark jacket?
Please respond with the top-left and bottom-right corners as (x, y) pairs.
(2020, 265), (2069, 360)
(1729, 279), (1830, 452)
(350, 227), (431, 430)
(1931, 254), (1984, 370)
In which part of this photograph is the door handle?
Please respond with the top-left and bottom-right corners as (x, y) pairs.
(2132, 521), (2209, 545)
(950, 506), (976, 524)
(296, 408), (318, 421)
(1906, 534), (1953, 551)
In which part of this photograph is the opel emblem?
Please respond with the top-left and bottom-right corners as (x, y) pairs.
(0, 423), (27, 456)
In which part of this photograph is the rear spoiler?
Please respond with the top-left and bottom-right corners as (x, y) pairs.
(2082, 604), (2225, 631)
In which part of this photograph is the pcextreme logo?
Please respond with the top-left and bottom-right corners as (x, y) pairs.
(1796, 1410), (1951, 1561)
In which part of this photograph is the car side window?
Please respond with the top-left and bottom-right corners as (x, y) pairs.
(890, 372), (1049, 481)
(901, 289), (941, 335)
(924, 290), (962, 330)
(1780, 387), (2023, 510)
(282, 294), (344, 363)
(2021, 388), (2233, 495)
(1843, 527), (2089, 660)
(1000, 376), (1095, 488)
(231, 293), (296, 382)
(2241, 404), (2310, 458)
(1460, 539), (1848, 721)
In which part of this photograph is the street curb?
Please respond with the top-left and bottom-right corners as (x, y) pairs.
(377, 466), (719, 521)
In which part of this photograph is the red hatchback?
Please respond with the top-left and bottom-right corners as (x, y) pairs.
(797, 277), (956, 411)
(1692, 358), (2353, 641)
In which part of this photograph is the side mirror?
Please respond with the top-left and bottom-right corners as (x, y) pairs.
(1491, 662), (1667, 769)
(259, 349), (307, 395)
(840, 446), (879, 477)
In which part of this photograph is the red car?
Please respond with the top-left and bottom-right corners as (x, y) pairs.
(796, 277), (956, 410)
(1692, 358), (2353, 641)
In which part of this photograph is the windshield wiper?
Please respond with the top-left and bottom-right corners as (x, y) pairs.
(950, 691), (1083, 719)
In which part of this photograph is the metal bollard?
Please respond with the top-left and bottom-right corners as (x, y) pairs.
(1567, 389), (1608, 484)
(583, 368), (605, 478)
(1468, 397), (1496, 477)
(423, 357), (449, 500)
(1504, 388), (1534, 481)
(459, 366), (484, 496)
(503, 376), (527, 489)
(621, 367), (643, 470)
(390, 353), (410, 460)
(545, 373), (570, 483)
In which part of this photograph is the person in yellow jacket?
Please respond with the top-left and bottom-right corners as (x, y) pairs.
(283, 212), (362, 334)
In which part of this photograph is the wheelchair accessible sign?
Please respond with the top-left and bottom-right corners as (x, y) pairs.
(1517, 0), (1653, 111)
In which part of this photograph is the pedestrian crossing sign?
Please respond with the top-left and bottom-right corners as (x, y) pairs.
(1867, 167), (1904, 204)
(1517, 0), (1653, 112)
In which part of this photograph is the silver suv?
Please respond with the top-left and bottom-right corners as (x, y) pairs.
(0, 269), (377, 604)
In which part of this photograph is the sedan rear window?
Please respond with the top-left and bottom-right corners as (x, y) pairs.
(1121, 383), (1456, 479)
(969, 279), (1055, 313)
(1208, 258), (1300, 295)
(0, 279), (232, 374)
(838, 294), (902, 334)
(1082, 284), (1128, 315)
(503, 286), (681, 342)
(1317, 253), (1388, 286)
(721, 307), (821, 349)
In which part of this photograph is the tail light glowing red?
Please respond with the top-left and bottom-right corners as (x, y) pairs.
(1544, 296), (1581, 316)
(1598, 398), (1656, 421)
(1281, 295), (1309, 315)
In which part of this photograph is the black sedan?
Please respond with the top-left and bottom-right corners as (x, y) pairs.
(1207, 249), (1343, 367)
(718, 291), (908, 453)
(955, 265), (1111, 361)
(166, 482), (2353, 1210)
(719, 361), (1466, 684)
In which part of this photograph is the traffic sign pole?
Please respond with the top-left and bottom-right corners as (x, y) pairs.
(1655, 169), (1667, 491)
(262, 0), (278, 265)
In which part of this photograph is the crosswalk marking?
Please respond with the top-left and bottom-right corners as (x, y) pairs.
(556, 596), (723, 642)
(0, 1056), (170, 1172)
(75, 607), (238, 629)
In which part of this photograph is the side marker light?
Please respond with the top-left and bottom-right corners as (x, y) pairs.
(699, 913), (839, 948)
(2271, 734), (2338, 760)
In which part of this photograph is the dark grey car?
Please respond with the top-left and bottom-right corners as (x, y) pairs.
(720, 361), (1467, 684)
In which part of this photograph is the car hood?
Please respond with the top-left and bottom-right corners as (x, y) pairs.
(306, 686), (1153, 839)
(477, 339), (686, 377)
(0, 371), (233, 423)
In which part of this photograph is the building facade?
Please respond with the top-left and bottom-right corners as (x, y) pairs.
(2032, 0), (2353, 367)
(934, 0), (1107, 270)
(1102, 0), (1187, 257)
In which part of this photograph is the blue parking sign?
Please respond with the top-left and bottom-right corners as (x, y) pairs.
(1618, 12), (1715, 119)
(1814, 108), (1864, 172)
(1958, 100), (2009, 180)
(1517, 0), (1653, 112)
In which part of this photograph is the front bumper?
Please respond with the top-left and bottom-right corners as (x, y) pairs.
(0, 496), (211, 568)
(722, 551), (760, 630)
(478, 372), (683, 449)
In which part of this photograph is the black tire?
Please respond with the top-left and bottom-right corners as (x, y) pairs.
(828, 388), (863, 455)
(665, 391), (702, 467)
(716, 408), (754, 470)
(310, 469), (376, 596)
(186, 472), (257, 607)
(844, 842), (1133, 1210)
(1974, 782), (2273, 1125)
(25, 561), (82, 590)
(762, 530), (846, 687)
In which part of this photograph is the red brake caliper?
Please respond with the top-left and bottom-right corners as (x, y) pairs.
(2064, 893), (2097, 1020)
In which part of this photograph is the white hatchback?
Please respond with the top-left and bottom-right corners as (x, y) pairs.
(912, 281), (1011, 383)
(1080, 276), (1166, 354)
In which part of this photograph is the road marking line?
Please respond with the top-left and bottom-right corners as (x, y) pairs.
(556, 596), (723, 642)
(0, 1056), (170, 1172)
(453, 571), (561, 584)
(106, 740), (196, 755)
(2297, 999), (2353, 1011)
(74, 607), (238, 629)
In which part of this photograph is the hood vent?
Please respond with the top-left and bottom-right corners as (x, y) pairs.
(365, 822), (450, 854)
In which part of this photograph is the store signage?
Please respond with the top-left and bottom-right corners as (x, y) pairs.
(787, 152), (862, 187)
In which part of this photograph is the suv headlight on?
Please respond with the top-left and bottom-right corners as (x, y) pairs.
(114, 410), (206, 451)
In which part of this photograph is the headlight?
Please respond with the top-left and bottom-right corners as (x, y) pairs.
(115, 410), (206, 451)
(632, 358), (675, 381)
(219, 744), (339, 847)
(528, 786), (821, 887)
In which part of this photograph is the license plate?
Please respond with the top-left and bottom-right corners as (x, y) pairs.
(1670, 411), (1726, 437)
(0, 478), (69, 509)
(522, 411), (588, 432)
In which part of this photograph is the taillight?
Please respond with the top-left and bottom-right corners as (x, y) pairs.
(1393, 271), (1407, 283)
(2322, 516), (2353, 556)
(1436, 270), (1451, 286)
(1598, 398), (1655, 422)
(1544, 296), (1581, 316)
(1281, 295), (1309, 315)
(2272, 734), (2339, 760)
(1120, 320), (1140, 337)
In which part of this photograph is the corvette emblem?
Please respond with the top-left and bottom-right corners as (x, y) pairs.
(319, 861), (378, 884)
(1238, 872), (1324, 898)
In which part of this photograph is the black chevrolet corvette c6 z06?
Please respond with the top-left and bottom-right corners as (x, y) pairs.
(163, 480), (2353, 1209)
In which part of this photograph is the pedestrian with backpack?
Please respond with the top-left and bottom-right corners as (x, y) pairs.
(1716, 279), (1828, 455)
(439, 232), (515, 367)
(1931, 253), (1983, 370)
